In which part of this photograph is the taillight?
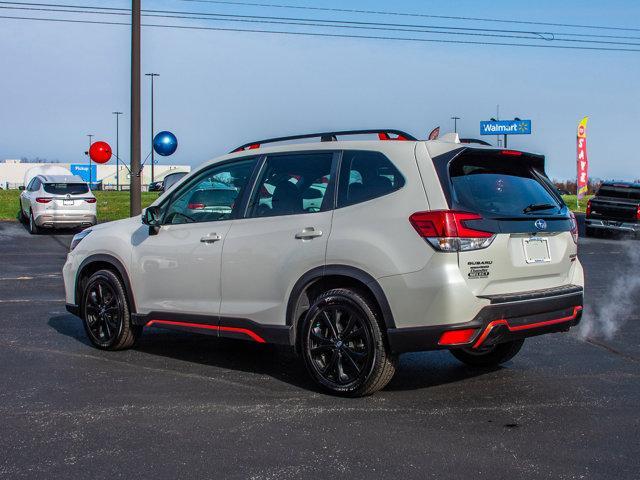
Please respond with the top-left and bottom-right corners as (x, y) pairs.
(637, 205), (640, 221)
(188, 202), (205, 210)
(35, 197), (51, 204)
(586, 199), (592, 217)
(409, 210), (495, 252)
(569, 211), (579, 244)
(85, 198), (97, 204)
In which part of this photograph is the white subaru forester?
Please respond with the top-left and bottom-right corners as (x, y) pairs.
(63, 130), (584, 396)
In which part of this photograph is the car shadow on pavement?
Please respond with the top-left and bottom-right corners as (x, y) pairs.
(48, 313), (494, 393)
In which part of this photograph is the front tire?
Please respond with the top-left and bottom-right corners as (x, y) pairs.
(301, 288), (397, 397)
(81, 269), (140, 350)
(450, 339), (524, 367)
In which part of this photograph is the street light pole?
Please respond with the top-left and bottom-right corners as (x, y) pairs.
(130, 0), (141, 216)
(87, 134), (93, 185)
(451, 116), (460, 134)
(112, 112), (123, 190)
(145, 73), (160, 184)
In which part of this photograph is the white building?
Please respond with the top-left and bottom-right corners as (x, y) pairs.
(0, 159), (191, 190)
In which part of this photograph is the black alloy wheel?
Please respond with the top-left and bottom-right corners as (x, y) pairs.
(82, 270), (140, 350)
(302, 289), (396, 396)
(308, 305), (373, 386)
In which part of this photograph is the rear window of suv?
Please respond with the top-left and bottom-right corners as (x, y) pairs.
(43, 183), (89, 195)
(448, 151), (561, 217)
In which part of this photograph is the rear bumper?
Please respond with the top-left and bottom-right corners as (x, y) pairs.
(585, 218), (640, 233)
(387, 285), (583, 353)
(35, 212), (96, 228)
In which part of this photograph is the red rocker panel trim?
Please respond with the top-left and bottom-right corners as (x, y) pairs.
(145, 319), (266, 343)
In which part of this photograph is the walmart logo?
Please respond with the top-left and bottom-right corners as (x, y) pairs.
(480, 120), (532, 136)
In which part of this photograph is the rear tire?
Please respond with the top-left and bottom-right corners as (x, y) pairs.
(450, 339), (524, 368)
(301, 288), (397, 397)
(81, 269), (140, 350)
(28, 210), (39, 235)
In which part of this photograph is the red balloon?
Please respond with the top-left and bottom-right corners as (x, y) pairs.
(89, 141), (112, 164)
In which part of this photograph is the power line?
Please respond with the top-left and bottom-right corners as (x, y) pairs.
(1, 14), (639, 52)
(2, 2), (640, 42)
(178, 0), (640, 33)
(1, 2), (640, 47)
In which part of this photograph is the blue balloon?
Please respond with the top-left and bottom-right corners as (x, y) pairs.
(153, 131), (178, 156)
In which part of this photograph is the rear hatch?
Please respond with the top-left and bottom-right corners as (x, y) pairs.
(432, 148), (577, 296)
(42, 182), (95, 211)
(589, 184), (640, 222)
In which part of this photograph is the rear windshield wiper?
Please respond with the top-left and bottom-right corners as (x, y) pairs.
(523, 203), (558, 214)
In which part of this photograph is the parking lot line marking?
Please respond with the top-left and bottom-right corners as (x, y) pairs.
(0, 274), (61, 281)
(0, 299), (63, 303)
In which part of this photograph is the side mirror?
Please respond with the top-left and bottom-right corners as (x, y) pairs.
(18, 186), (25, 191)
(142, 205), (161, 234)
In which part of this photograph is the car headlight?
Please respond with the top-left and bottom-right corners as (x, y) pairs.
(70, 229), (92, 251)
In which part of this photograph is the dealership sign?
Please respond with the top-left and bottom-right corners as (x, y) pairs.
(480, 119), (532, 135)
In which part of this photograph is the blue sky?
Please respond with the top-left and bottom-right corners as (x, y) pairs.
(1, 0), (639, 181)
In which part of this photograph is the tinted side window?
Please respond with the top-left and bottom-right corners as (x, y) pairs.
(337, 150), (405, 208)
(248, 152), (334, 218)
(30, 178), (41, 191)
(162, 158), (257, 225)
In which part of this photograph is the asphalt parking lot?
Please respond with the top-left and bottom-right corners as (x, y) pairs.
(1, 220), (638, 479)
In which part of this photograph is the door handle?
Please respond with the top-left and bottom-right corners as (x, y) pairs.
(295, 227), (323, 240)
(200, 233), (222, 243)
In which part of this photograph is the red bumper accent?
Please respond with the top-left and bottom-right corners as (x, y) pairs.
(472, 306), (583, 349)
(145, 319), (266, 343)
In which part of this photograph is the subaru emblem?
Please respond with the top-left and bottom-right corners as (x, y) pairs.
(534, 219), (547, 230)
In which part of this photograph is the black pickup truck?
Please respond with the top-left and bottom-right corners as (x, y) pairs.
(585, 182), (640, 237)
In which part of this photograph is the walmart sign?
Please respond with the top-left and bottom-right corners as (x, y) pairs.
(480, 120), (532, 135)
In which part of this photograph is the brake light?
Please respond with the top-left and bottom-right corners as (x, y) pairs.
(188, 202), (205, 210)
(569, 211), (579, 244)
(85, 198), (97, 204)
(438, 328), (479, 346)
(586, 199), (592, 217)
(35, 197), (51, 203)
(637, 204), (640, 221)
(409, 210), (495, 252)
(501, 150), (522, 156)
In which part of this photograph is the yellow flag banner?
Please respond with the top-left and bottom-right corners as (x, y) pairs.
(576, 116), (589, 199)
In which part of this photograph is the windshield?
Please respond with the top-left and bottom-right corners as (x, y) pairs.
(449, 153), (561, 217)
(43, 183), (89, 195)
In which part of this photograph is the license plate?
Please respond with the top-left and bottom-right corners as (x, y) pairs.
(63, 200), (74, 205)
(523, 237), (550, 264)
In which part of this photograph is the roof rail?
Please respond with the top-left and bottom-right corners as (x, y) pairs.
(230, 129), (418, 153)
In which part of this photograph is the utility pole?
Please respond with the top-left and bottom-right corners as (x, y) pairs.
(145, 73), (160, 184)
(112, 112), (123, 190)
(130, 0), (141, 215)
(87, 134), (93, 186)
(451, 116), (460, 134)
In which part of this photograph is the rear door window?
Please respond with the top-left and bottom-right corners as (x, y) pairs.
(337, 150), (404, 208)
(247, 152), (335, 217)
(448, 151), (562, 217)
(43, 183), (89, 195)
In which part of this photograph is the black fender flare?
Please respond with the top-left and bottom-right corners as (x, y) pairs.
(286, 264), (396, 335)
(75, 254), (137, 313)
